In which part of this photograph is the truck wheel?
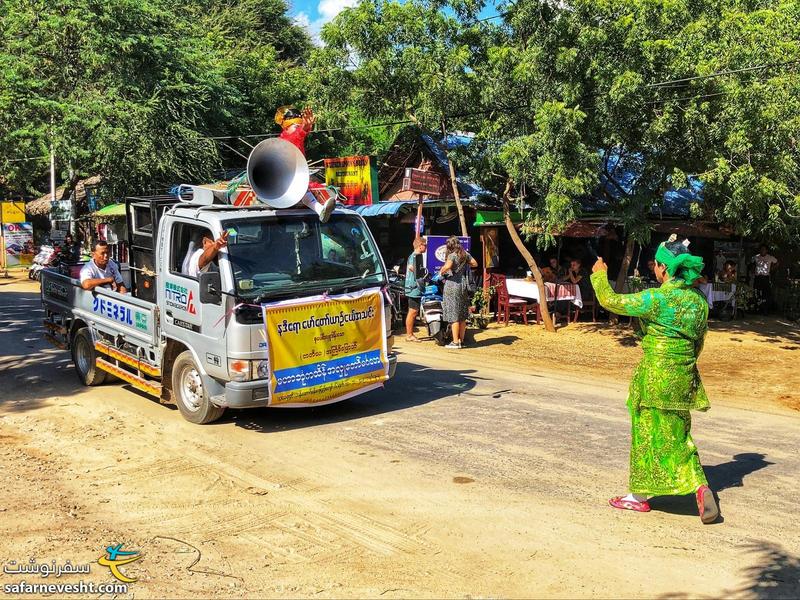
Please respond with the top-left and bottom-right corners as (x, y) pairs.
(71, 328), (106, 386)
(172, 351), (225, 424)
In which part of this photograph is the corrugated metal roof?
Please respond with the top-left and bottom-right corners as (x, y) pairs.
(348, 202), (411, 217)
(419, 133), (493, 201)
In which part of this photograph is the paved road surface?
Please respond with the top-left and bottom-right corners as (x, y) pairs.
(0, 279), (798, 598)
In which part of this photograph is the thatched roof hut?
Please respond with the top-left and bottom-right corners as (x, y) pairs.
(25, 175), (102, 216)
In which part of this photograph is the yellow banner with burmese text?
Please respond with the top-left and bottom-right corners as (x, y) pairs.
(262, 288), (388, 406)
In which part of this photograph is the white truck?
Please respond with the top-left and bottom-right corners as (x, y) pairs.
(40, 195), (397, 423)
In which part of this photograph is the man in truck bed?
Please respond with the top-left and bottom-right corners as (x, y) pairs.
(79, 241), (127, 294)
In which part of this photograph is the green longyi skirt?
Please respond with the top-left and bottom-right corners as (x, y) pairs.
(629, 406), (708, 496)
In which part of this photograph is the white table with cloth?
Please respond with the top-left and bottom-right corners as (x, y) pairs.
(505, 279), (584, 308)
(698, 282), (736, 306)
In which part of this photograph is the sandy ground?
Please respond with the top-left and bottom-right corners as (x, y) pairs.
(1, 272), (799, 598)
(457, 310), (800, 416)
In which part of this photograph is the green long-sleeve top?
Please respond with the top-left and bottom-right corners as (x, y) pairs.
(590, 272), (710, 412)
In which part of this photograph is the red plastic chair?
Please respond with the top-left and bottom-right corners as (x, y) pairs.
(495, 274), (536, 325)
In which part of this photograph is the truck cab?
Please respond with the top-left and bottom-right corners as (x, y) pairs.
(41, 197), (397, 424)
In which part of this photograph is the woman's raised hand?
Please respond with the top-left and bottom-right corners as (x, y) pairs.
(592, 257), (608, 273)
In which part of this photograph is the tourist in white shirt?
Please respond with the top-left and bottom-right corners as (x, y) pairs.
(79, 241), (127, 293)
(752, 245), (778, 314)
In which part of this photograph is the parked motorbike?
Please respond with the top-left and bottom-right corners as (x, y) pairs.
(28, 243), (56, 281)
(387, 268), (406, 332)
(419, 271), (452, 346)
(28, 241), (71, 281)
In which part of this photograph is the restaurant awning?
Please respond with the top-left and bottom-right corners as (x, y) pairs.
(93, 203), (126, 217)
(348, 202), (412, 217)
(473, 210), (522, 226)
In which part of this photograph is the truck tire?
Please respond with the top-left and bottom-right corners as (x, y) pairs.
(171, 351), (225, 424)
(71, 328), (106, 386)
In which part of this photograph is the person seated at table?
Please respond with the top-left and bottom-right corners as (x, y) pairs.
(566, 258), (592, 300)
(547, 257), (566, 280)
(717, 260), (737, 284)
(541, 265), (557, 283)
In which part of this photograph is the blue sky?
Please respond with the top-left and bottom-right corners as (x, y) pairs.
(290, 0), (500, 43)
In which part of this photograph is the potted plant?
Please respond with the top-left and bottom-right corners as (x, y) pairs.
(470, 286), (495, 329)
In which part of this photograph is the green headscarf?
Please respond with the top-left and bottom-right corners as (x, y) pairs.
(654, 235), (705, 285)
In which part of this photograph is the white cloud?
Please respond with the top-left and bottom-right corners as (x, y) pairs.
(317, 0), (358, 22)
(294, 0), (358, 45)
(293, 11), (312, 29)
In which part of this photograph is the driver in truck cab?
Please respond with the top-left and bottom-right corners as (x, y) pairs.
(184, 229), (229, 278)
(79, 241), (127, 294)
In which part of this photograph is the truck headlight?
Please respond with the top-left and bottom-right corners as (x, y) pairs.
(252, 359), (270, 380)
(228, 359), (252, 382)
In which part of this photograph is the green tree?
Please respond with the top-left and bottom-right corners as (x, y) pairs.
(0, 0), (311, 203)
(474, 0), (799, 300)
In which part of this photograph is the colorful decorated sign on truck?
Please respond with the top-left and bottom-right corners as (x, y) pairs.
(263, 289), (389, 406)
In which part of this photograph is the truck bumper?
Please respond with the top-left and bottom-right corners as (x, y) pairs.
(214, 352), (398, 409)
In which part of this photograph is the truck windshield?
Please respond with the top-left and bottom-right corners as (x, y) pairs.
(224, 214), (386, 300)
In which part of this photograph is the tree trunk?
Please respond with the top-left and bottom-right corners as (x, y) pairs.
(615, 236), (635, 293)
(441, 120), (468, 237)
(611, 236), (636, 325)
(501, 181), (556, 332)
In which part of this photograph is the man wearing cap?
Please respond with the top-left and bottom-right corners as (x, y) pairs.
(590, 235), (719, 525)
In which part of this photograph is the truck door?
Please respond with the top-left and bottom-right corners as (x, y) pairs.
(159, 221), (228, 378)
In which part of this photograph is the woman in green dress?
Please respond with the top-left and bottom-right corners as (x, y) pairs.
(590, 236), (719, 524)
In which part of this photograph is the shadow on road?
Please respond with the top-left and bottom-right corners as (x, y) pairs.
(661, 541), (800, 599)
(227, 360), (479, 433)
(705, 452), (774, 492)
(730, 541), (800, 599)
(647, 453), (775, 521)
(467, 333), (521, 348)
(0, 291), (89, 414)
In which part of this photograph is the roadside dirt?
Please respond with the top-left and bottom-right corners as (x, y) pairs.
(456, 313), (800, 416)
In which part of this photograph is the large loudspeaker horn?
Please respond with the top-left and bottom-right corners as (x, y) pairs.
(246, 138), (310, 209)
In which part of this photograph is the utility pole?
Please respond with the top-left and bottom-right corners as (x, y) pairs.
(0, 210), (7, 278)
(50, 144), (56, 234)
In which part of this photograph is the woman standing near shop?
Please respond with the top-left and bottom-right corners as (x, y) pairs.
(439, 237), (477, 349)
(590, 235), (719, 524)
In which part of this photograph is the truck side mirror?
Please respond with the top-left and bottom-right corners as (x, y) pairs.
(198, 271), (222, 305)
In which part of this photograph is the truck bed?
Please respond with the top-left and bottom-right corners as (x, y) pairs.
(40, 268), (158, 351)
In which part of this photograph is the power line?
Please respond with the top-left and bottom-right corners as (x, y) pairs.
(647, 58), (800, 88)
(647, 68), (799, 104)
(476, 13), (506, 22)
(5, 156), (49, 163)
(646, 91), (729, 106)
(205, 119), (415, 141)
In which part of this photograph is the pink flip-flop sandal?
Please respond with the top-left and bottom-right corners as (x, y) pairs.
(696, 485), (719, 524)
(609, 496), (651, 512)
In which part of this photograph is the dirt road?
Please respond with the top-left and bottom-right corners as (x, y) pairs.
(1, 276), (798, 598)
